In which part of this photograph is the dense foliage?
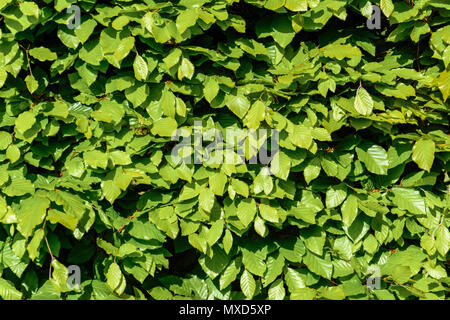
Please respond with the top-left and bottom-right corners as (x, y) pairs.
(0, 0), (449, 300)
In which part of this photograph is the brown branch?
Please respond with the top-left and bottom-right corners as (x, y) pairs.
(19, 43), (33, 77)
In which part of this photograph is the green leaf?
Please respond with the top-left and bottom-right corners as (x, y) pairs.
(133, 54), (148, 81)
(354, 87), (373, 116)
(163, 48), (182, 69)
(270, 151), (291, 180)
(412, 139), (435, 172)
(6, 145), (20, 163)
(270, 16), (296, 47)
(391, 266), (411, 284)
(17, 195), (50, 238)
(29, 47), (57, 61)
(303, 251), (333, 279)
(262, 253), (285, 287)
(240, 269), (256, 299)
(83, 150), (108, 169)
(321, 286), (346, 300)
(151, 118), (178, 137)
(128, 221), (165, 242)
(0, 131), (12, 150)
(51, 260), (70, 292)
(204, 78), (220, 103)
(259, 204), (279, 223)
(199, 188), (215, 212)
(242, 248), (266, 276)
(390, 187), (426, 215)
(435, 225), (450, 256)
(380, 0), (394, 17)
(231, 179), (249, 198)
(74, 19), (97, 44)
(285, 0), (307, 11)
(19, 2), (39, 17)
(25, 75), (39, 94)
(106, 262), (126, 296)
(0, 69), (7, 89)
(3, 176), (35, 197)
(363, 234), (379, 255)
(15, 111), (36, 133)
(27, 228), (44, 260)
(268, 279), (285, 300)
(323, 44), (362, 60)
(437, 69), (450, 101)
(237, 199), (257, 227)
(113, 36), (135, 62)
(220, 257), (241, 290)
(176, 9), (198, 34)
(0, 278), (22, 300)
(209, 172), (227, 196)
(178, 57), (195, 80)
(223, 229), (233, 254)
(291, 287), (316, 300)
(244, 100), (266, 129)
(253, 168), (273, 195)
(290, 125), (312, 149)
(304, 157), (321, 184)
(356, 143), (389, 175)
(207, 220), (224, 246)
(284, 268), (306, 292)
(226, 94), (251, 118)
(326, 183), (347, 209)
(341, 194), (358, 227)
(302, 227), (326, 256)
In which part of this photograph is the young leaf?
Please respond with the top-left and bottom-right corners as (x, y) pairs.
(354, 87), (373, 116)
(240, 270), (256, 299)
(133, 54), (148, 81)
(412, 139), (435, 172)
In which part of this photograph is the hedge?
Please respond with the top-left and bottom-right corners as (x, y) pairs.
(0, 0), (449, 300)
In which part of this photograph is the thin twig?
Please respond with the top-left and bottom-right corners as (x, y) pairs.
(431, 216), (444, 240)
(41, 213), (55, 279)
(19, 44), (33, 77)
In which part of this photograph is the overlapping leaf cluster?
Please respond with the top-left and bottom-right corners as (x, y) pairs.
(0, 0), (449, 300)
